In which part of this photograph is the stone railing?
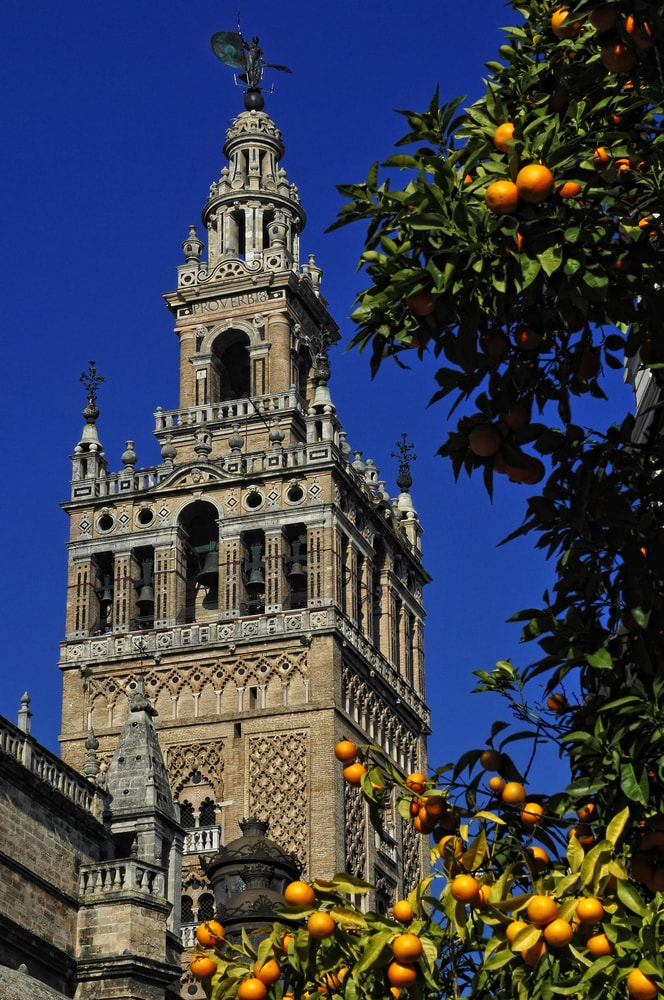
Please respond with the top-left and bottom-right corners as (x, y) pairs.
(154, 391), (304, 431)
(0, 715), (104, 820)
(79, 859), (165, 899)
(183, 826), (220, 856)
(180, 924), (198, 949)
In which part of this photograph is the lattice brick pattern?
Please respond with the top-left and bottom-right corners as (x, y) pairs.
(248, 731), (308, 873)
(402, 816), (421, 895)
(344, 782), (366, 879)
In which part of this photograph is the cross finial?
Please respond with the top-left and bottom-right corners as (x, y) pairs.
(79, 361), (105, 406)
(391, 433), (416, 491)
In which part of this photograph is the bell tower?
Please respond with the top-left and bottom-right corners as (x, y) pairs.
(59, 79), (431, 950)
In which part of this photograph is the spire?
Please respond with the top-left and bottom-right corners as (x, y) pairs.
(71, 361), (108, 486)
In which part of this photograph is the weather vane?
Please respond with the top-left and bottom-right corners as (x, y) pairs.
(79, 361), (105, 407)
(392, 433), (416, 492)
(211, 15), (291, 111)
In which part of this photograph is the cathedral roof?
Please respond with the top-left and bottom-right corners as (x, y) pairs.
(0, 964), (69, 1000)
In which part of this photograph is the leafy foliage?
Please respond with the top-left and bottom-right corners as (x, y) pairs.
(192, 2), (664, 999)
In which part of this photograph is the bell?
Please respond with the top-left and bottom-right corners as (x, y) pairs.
(247, 566), (266, 589)
(96, 574), (113, 606)
(197, 549), (219, 588)
(136, 585), (155, 608)
(244, 543), (265, 593)
(287, 561), (307, 584)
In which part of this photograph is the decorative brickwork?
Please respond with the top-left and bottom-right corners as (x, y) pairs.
(344, 783), (366, 879)
(248, 731), (308, 871)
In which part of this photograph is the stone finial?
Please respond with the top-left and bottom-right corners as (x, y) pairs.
(17, 692), (31, 734)
(392, 433), (416, 493)
(121, 440), (138, 469)
(182, 224), (204, 263)
(84, 726), (100, 779)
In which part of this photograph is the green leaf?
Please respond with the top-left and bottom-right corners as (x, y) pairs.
(616, 878), (647, 915)
(585, 647), (613, 668)
(605, 807), (630, 847)
(351, 930), (393, 977)
(620, 761), (649, 805)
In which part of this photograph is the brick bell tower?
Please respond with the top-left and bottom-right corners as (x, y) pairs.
(58, 62), (431, 949)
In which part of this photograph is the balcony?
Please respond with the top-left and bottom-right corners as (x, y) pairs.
(184, 826), (220, 856)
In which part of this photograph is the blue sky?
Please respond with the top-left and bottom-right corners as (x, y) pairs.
(1, 3), (634, 784)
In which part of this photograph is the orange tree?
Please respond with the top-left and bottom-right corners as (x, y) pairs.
(190, 3), (664, 1000)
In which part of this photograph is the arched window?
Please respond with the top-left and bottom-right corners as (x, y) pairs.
(180, 800), (196, 829)
(179, 501), (220, 623)
(198, 894), (215, 921)
(199, 797), (216, 826)
(212, 332), (251, 402)
(181, 895), (194, 923)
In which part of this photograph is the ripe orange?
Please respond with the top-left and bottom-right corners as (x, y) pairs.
(437, 809), (460, 832)
(406, 772), (428, 794)
(481, 329), (510, 358)
(625, 14), (653, 50)
(472, 883), (491, 909)
(527, 845), (550, 872)
(438, 835), (464, 860)
(422, 795), (448, 821)
(514, 324), (542, 351)
(275, 931), (293, 955)
(600, 42), (638, 73)
(479, 748), (504, 771)
(502, 781), (527, 805)
(615, 157), (633, 179)
(485, 179), (520, 215)
(505, 455), (545, 486)
(392, 900), (414, 924)
(627, 968), (659, 1000)
(506, 920), (528, 945)
(334, 740), (357, 763)
(405, 291), (435, 316)
(544, 918), (574, 947)
(569, 824), (595, 847)
(284, 880), (316, 906)
(576, 896), (604, 924)
(523, 938), (547, 966)
(237, 978), (268, 1000)
(450, 874), (480, 903)
(391, 933), (423, 963)
(254, 959), (281, 985)
(593, 146), (611, 170)
(501, 403), (530, 430)
(551, 8), (581, 37)
(343, 762), (367, 786)
(576, 351), (601, 380)
(413, 813), (437, 834)
(189, 954), (218, 979)
(576, 802), (596, 823)
(488, 775), (506, 794)
(527, 894), (558, 925)
(589, 6), (618, 31)
(520, 802), (544, 826)
(196, 919), (226, 947)
(387, 962), (418, 987)
(308, 911), (336, 939)
(558, 180), (581, 198)
(516, 164), (555, 204)
(547, 692), (568, 713)
(469, 424), (501, 458)
(586, 932), (613, 956)
(493, 122), (515, 152)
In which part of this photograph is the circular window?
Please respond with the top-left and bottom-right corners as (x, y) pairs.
(245, 490), (263, 510)
(137, 508), (154, 526)
(98, 513), (114, 532)
(286, 484), (305, 504)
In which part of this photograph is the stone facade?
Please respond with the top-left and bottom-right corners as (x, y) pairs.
(54, 102), (431, 993)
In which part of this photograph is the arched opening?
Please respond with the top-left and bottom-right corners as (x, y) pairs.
(372, 539), (386, 653)
(212, 331), (251, 402)
(179, 501), (220, 623)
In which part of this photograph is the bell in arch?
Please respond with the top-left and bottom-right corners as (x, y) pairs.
(197, 545), (219, 589)
(135, 559), (155, 609)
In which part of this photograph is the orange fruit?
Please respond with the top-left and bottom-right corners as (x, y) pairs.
(593, 146), (611, 170)
(334, 740), (357, 762)
(559, 180), (581, 198)
(576, 351), (601, 380)
(254, 959), (281, 985)
(589, 6), (618, 31)
(627, 969), (659, 1000)
(196, 919), (226, 947)
(284, 880), (316, 906)
(387, 962), (418, 987)
(391, 933), (423, 963)
(615, 156), (633, 179)
(189, 954), (218, 979)
(308, 911), (336, 939)
(625, 14), (653, 50)
(516, 164), (555, 204)
(576, 896), (604, 923)
(488, 775), (506, 793)
(586, 932), (613, 956)
(481, 329), (510, 358)
(479, 748), (504, 771)
(523, 938), (547, 966)
(392, 900), (414, 924)
(569, 824), (595, 847)
(413, 813), (437, 834)
(343, 762), (367, 786)
(544, 918), (574, 947)
(551, 8), (581, 37)
(631, 851), (656, 883)
(520, 802), (544, 826)
(450, 874), (480, 903)
(501, 403), (530, 430)
(237, 978), (268, 1000)
(514, 324), (542, 350)
(547, 692), (568, 713)
(505, 455), (545, 485)
(405, 291), (435, 316)
(527, 845), (550, 872)
(275, 931), (293, 955)
(485, 179), (520, 214)
(406, 772), (427, 794)
(502, 781), (527, 805)
(600, 42), (638, 73)
(438, 835), (464, 860)
(422, 795), (448, 821)
(472, 883), (491, 909)
(493, 122), (515, 152)
(469, 424), (501, 458)
(527, 894), (558, 925)
(576, 802), (596, 823)
(506, 920), (528, 945)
